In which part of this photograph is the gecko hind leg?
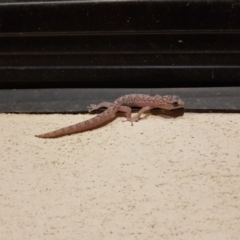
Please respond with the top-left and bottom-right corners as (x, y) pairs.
(87, 102), (113, 112)
(117, 106), (134, 126)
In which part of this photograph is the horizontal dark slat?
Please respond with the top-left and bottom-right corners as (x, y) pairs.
(1, 33), (240, 53)
(1, 66), (240, 88)
(1, 1), (240, 33)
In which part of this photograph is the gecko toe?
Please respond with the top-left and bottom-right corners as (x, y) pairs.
(122, 118), (135, 126)
(87, 104), (97, 112)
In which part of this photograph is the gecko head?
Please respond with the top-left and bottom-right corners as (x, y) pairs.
(156, 95), (185, 110)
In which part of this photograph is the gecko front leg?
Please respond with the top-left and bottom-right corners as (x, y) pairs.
(117, 105), (135, 126)
(125, 106), (153, 123)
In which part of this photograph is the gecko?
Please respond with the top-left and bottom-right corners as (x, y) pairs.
(35, 94), (184, 138)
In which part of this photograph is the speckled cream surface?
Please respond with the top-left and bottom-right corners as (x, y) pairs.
(0, 113), (240, 240)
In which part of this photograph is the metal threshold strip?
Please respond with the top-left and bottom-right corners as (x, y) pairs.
(0, 87), (239, 113)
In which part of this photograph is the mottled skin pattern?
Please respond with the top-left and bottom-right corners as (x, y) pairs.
(35, 94), (184, 138)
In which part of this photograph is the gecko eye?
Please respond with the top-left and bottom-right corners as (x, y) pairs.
(172, 102), (178, 107)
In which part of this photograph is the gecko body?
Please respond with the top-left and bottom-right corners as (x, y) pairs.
(35, 94), (184, 138)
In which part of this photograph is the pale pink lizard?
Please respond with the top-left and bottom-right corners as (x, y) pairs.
(35, 94), (184, 138)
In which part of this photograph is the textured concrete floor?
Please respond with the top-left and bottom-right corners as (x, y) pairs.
(0, 113), (240, 240)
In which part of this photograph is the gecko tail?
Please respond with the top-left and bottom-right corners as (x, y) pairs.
(35, 134), (57, 138)
(35, 132), (64, 138)
(35, 126), (80, 138)
(35, 106), (117, 139)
